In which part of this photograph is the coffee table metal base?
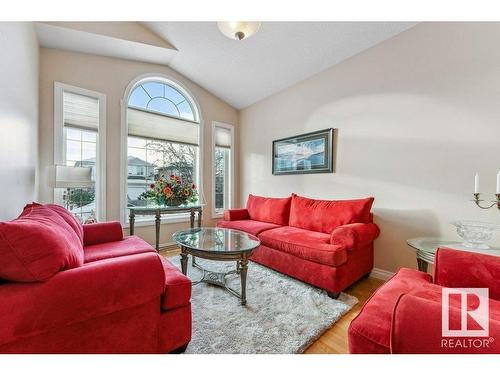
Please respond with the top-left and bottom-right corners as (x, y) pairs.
(180, 249), (250, 306)
(192, 259), (247, 304)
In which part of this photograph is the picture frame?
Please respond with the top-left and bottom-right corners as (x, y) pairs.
(272, 128), (335, 175)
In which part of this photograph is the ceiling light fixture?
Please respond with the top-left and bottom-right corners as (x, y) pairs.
(217, 22), (261, 41)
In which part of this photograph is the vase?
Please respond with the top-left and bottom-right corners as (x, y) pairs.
(165, 197), (188, 207)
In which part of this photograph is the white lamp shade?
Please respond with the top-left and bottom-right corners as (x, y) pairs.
(217, 22), (261, 40)
(55, 165), (94, 188)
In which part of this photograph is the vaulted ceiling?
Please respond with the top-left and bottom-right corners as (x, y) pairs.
(36, 22), (417, 109)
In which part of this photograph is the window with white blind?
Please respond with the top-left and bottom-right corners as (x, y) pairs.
(124, 79), (200, 221)
(54, 83), (106, 223)
(212, 122), (234, 217)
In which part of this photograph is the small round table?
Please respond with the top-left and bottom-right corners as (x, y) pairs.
(172, 227), (260, 305)
(406, 237), (500, 272)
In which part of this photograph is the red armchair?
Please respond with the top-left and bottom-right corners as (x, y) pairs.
(349, 248), (500, 354)
(0, 204), (191, 353)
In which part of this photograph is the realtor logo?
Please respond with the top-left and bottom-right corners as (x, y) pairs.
(442, 288), (489, 337)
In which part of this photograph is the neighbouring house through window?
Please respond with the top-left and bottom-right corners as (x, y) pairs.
(55, 84), (106, 223)
(125, 79), (200, 221)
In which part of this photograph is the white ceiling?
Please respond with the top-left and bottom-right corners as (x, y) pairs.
(36, 23), (177, 67)
(36, 22), (417, 110)
(144, 22), (417, 109)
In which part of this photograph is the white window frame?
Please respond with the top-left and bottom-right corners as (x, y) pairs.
(120, 73), (203, 227)
(211, 121), (235, 219)
(54, 82), (107, 221)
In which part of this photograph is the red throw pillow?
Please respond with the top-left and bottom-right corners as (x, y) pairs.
(246, 194), (292, 226)
(20, 203), (84, 244)
(0, 204), (84, 282)
(45, 204), (84, 244)
(289, 194), (374, 234)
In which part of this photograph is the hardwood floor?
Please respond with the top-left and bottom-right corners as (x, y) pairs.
(161, 248), (385, 354)
(304, 276), (384, 354)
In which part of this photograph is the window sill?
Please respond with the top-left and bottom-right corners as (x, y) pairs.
(122, 214), (191, 229)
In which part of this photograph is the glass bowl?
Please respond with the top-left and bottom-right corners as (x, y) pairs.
(451, 220), (500, 249)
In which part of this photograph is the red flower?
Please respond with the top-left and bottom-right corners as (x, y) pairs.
(192, 183), (196, 189)
(163, 186), (173, 198)
(150, 183), (155, 189)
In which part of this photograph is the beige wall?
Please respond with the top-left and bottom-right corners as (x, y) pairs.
(38, 48), (238, 245)
(0, 23), (39, 220)
(239, 23), (500, 273)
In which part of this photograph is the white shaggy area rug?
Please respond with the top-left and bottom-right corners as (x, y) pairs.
(168, 255), (358, 354)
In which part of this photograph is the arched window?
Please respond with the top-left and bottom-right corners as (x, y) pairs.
(128, 81), (196, 122)
(125, 77), (200, 217)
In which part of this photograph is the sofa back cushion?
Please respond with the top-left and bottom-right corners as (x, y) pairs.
(246, 194), (292, 226)
(289, 194), (374, 234)
(0, 204), (84, 282)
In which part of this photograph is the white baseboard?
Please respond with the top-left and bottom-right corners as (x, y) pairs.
(370, 268), (395, 281)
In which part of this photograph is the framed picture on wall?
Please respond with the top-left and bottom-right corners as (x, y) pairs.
(272, 128), (334, 175)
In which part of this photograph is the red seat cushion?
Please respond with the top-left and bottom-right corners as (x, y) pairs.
(348, 268), (433, 353)
(257, 226), (347, 266)
(217, 219), (281, 236)
(246, 194), (292, 226)
(289, 194), (374, 234)
(84, 235), (155, 263)
(160, 257), (192, 310)
(0, 204), (84, 282)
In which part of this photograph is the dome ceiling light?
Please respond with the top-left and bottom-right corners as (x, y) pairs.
(217, 22), (261, 41)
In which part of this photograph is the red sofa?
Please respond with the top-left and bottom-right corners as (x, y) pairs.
(349, 248), (500, 353)
(0, 203), (191, 353)
(218, 194), (380, 297)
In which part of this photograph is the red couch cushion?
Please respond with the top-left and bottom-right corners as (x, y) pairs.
(217, 219), (281, 236)
(160, 257), (192, 310)
(348, 268), (432, 353)
(289, 194), (374, 234)
(44, 204), (84, 244)
(84, 235), (155, 263)
(246, 194), (292, 226)
(258, 226), (347, 266)
(0, 205), (84, 282)
(20, 203), (84, 244)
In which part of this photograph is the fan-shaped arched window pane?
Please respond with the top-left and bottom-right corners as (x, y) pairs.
(128, 81), (196, 122)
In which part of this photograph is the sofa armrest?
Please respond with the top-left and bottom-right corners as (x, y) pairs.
(0, 252), (164, 347)
(434, 248), (500, 301)
(391, 294), (500, 353)
(223, 208), (250, 221)
(83, 221), (124, 246)
(330, 222), (380, 250)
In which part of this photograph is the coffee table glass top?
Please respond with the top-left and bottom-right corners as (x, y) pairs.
(407, 237), (500, 256)
(172, 227), (260, 253)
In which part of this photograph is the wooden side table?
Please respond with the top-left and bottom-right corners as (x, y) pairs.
(129, 205), (203, 251)
(406, 237), (500, 272)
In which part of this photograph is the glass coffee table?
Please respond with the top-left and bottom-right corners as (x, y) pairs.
(172, 227), (260, 305)
(407, 237), (500, 272)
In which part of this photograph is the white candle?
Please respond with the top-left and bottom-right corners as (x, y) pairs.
(497, 171), (500, 194)
(474, 173), (479, 194)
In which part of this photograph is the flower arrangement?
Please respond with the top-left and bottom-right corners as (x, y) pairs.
(138, 174), (198, 207)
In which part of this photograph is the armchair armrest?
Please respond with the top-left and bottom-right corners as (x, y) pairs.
(330, 222), (380, 250)
(0, 252), (164, 347)
(434, 248), (500, 301)
(223, 208), (250, 221)
(391, 294), (500, 353)
(83, 221), (123, 246)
